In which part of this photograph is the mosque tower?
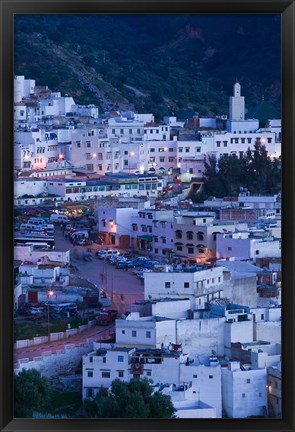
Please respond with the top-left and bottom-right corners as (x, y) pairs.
(229, 82), (245, 121)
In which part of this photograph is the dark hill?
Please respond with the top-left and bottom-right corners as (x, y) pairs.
(14, 14), (281, 120)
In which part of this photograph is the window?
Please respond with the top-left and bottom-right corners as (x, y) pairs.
(146, 331), (151, 338)
(118, 371), (124, 378)
(122, 330), (125, 334)
(209, 375), (213, 379)
(132, 330), (137, 337)
(159, 157), (165, 162)
(259, 392), (262, 397)
(255, 250), (259, 255)
(87, 388), (94, 398)
(176, 245), (183, 251)
(168, 157), (174, 162)
(188, 247), (194, 254)
(154, 248), (158, 254)
(101, 371), (110, 378)
(216, 141), (221, 147)
(146, 371), (152, 376)
(150, 148), (155, 152)
(228, 247), (232, 251)
(242, 393), (246, 398)
(247, 379), (250, 384)
(176, 230), (182, 239)
(185, 147), (190, 153)
(154, 236), (158, 243)
(179, 147), (183, 153)
(193, 374), (198, 378)
(184, 282), (190, 288)
(87, 371), (93, 378)
(89, 356), (93, 363)
(261, 314), (264, 320)
(197, 232), (204, 241)
(103, 357), (106, 363)
(187, 231), (193, 240)
(224, 142), (228, 147)
(162, 237), (166, 244)
(165, 282), (171, 288)
(118, 355), (124, 363)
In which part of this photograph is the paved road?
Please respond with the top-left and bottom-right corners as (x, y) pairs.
(55, 227), (145, 313)
(15, 323), (114, 362)
(15, 229), (145, 361)
(14, 324), (115, 363)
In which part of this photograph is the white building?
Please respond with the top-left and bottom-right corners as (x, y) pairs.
(173, 212), (248, 261)
(97, 206), (139, 248)
(251, 307), (281, 344)
(226, 82), (259, 133)
(39, 94), (75, 117)
(108, 116), (144, 143)
(14, 75), (35, 102)
(222, 361), (267, 418)
(143, 122), (170, 141)
(144, 267), (225, 310)
(70, 127), (121, 174)
(115, 313), (177, 348)
(216, 232), (281, 260)
(82, 344), (222, 417)
(267, 363), (281, 418)
(131, 208), (174, 254)
(14, 245), (70, 266)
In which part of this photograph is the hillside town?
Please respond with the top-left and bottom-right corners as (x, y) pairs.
(14, 75), (281, 419)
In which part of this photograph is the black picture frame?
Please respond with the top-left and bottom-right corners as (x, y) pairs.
(0, 0), (294, 431)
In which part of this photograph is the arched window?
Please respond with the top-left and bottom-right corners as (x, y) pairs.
(197, 231), (204, 241)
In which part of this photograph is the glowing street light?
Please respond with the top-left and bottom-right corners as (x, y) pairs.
(47, 289), (55, 342)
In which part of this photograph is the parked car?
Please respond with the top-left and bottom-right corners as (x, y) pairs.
(96, 309), (118, 325)
(96, 249), (120, 259)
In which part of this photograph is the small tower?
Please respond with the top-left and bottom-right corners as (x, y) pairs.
(229, 81), (245, 121)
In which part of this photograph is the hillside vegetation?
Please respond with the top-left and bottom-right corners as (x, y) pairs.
(15, 14), (281, 120)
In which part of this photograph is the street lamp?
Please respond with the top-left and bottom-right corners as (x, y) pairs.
(47, 289), (55, 342)
(129, 151), (135, 173)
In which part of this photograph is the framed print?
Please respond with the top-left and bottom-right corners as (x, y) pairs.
(1, 0), (295, 431)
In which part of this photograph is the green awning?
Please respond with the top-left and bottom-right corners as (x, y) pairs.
(138, 235), (153, 242)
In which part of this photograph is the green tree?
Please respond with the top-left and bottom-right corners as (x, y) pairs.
(84, 378), (176, 419)
(14, 369), (52, 418)
(200, 143), (281, 201)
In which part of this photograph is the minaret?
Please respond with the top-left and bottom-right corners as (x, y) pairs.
(229, 82), (245, 121)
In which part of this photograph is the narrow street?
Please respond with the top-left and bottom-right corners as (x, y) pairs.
(54, 227), (145, 312)
(15, 227), (145, 361)
(15, 323), (114, 362)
